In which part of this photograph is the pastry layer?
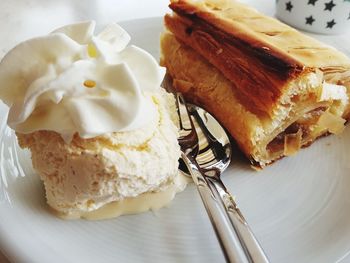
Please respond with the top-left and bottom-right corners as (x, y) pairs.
(165, 0), (350, 117)
(161, 32), (348, 167)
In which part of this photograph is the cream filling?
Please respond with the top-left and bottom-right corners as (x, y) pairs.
(264, 102), (329, 153)
(52, 173), (190, 220)
(259, 82), (348, 164)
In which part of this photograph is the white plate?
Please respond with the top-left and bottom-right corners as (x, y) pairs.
(1, 13), (350, 263)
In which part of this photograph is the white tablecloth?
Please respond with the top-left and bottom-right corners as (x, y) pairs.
(0, 0), (171, 57)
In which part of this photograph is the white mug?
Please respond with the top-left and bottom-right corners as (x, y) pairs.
(276, 0), (350, 34)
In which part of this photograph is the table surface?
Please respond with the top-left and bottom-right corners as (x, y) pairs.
(1, 0), (349, 262)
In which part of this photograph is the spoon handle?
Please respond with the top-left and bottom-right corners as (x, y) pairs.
(208, 176), (270, 263)
(182, 152), (250, 263)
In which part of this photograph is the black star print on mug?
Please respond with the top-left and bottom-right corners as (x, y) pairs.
(305, 15), (315, 25)
(285, 1), (293, 12)
(308, 0), (318, 6)
(324, 0), (336, 11)
(326, 19), (336, 28)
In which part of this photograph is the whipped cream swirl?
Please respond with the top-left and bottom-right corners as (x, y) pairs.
(0, 21), (165, 141)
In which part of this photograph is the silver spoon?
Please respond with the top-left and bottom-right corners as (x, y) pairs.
(176, 93), (269, 263)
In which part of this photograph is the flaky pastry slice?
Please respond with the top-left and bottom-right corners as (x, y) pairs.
(161, 0), (350, 167)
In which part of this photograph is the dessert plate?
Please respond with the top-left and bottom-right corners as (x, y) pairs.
(1, 17), (350, 263)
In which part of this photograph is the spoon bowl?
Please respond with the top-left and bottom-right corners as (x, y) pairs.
(178, 102), (231, 178)
(176, 92), (269, 263)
